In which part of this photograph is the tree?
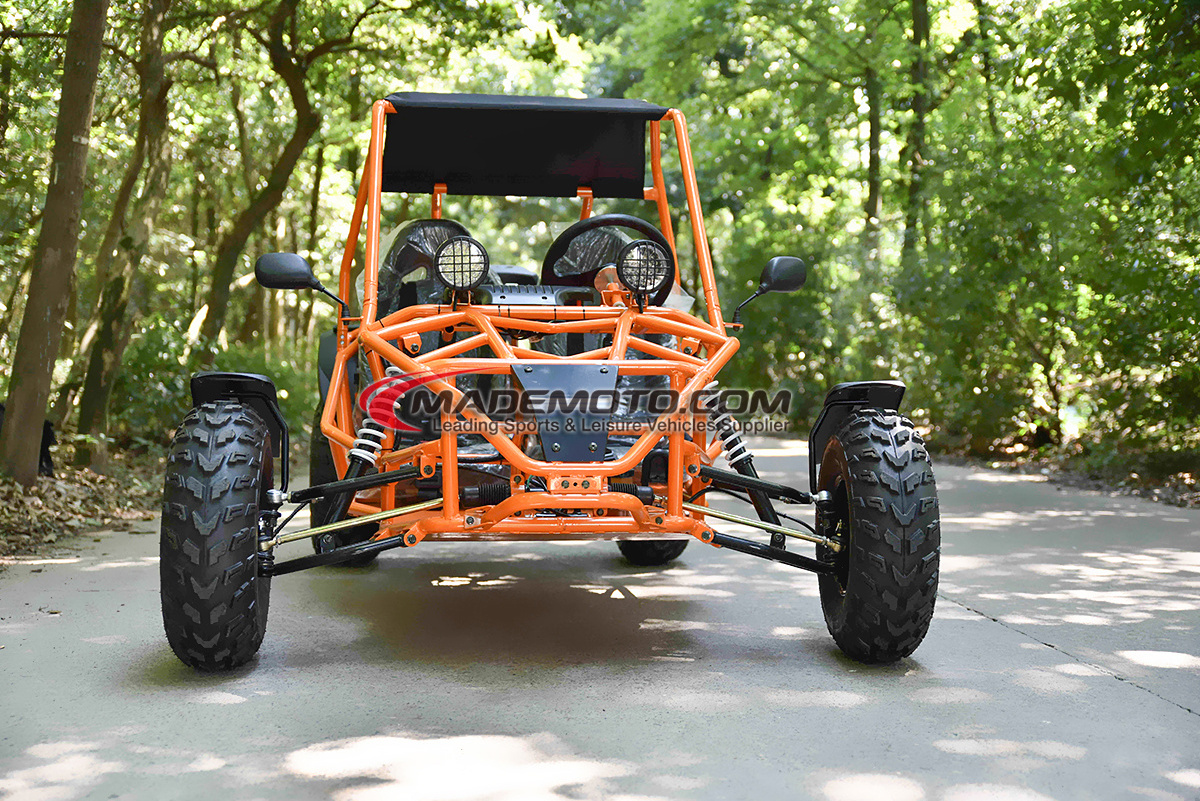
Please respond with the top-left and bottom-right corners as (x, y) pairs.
(193, 0), (384, 362)
(74, 0), (176, 468)
(0, 0), (110, 486)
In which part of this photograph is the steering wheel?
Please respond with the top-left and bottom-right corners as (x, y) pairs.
(540, 213), (676, 306)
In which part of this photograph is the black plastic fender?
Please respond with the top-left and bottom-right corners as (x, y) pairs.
(190, 371), (290, 490)
(808, 380), (905, 492)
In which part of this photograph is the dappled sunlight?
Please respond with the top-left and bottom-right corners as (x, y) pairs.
(188, 690), (248, 705)
(1010, 668), (1089, 695)
(942, 511), (1025, 531)
(1165, 769), (1200, 789)
(940, 546), (1200, 640)
(941, 555), (990, 572)
(821, 773), (925, 801)
(571, 582), (735, 600)
(965, 473), (1048, 484)
(0, 556), (82, 566)
(429, 572), (522, 589)
(943, 508), (1188, 535)
(0, 741), (124, 800)
(761, 689), (868, 708)
(1117, 650), (1200, 669)
(932, 738), (1086, 760)
(637, 618), (710, 632)
(770, 625), (816, 638)
(1051, 663), (1108, 677)
(941, 785), (1057, 801)
(283, 732), (664, 801)
(79, 556), (158, 571)
(909, 687), (991, 704)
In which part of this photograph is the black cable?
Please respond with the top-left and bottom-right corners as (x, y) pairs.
(274, 499), (309, 531)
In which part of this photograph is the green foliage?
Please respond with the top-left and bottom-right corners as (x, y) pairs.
(108, 314), (319, 451)
(1, 0), (1196, 475)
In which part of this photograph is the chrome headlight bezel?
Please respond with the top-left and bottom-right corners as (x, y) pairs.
(433, 236), (490, 291)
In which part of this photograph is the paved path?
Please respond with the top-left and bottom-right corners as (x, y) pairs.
(2, 441), (1199, 800)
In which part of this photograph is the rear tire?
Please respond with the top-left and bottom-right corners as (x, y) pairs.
(160, 402), (272, 671)
(617, 539), (688, 566)
(816, 409), (939, 663)
(310, 408), (379, 567)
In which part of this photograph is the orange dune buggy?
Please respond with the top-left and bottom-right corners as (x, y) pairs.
(159, 92), (940, 671)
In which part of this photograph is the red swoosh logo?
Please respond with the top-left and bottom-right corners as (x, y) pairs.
(358, 368), (480, 432)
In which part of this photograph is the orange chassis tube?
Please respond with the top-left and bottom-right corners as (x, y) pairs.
(319, 100), (734, 548)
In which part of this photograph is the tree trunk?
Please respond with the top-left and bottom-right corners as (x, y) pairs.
(195, 3), (320, 362)
(237, 281), (264, 344)
(0, 51), (11, 148)
(900, 0), (930, 269)
(864, 66), (883, 271)
(972, 0), (1000, 137)
(0, 0), (110, 486)
(75, 0), (173, 469)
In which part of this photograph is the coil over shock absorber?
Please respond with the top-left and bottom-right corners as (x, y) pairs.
(700, 381), (786, 546)
(702, 380), (751, 466)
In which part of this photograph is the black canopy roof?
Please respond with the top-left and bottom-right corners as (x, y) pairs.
(381, 92), (669, 199)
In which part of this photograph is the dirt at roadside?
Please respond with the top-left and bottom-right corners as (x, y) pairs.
(0, 456), (161, 558)
(938, 455), (1199, 509)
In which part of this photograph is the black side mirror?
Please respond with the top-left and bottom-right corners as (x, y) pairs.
(255, 252), (347, 315)
(255, 252), (321, 290)
(732, 256), (808, 326)
(758, 256), (807, 293)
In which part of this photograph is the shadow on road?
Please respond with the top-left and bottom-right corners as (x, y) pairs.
(298, 555), (712, 669)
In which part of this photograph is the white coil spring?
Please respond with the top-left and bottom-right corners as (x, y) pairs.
(348, 420), (386, 465)
(702, 380), (751, 465)
(347, 365), (405, 465)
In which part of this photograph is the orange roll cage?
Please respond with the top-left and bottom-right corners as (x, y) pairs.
(320, 99), (734, 545)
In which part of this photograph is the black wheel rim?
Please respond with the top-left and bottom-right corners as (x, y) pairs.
(822, 474), (851, 595)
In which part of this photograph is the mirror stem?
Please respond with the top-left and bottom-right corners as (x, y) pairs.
(314, 282), (349, 318)
(731, 288), (764, 327)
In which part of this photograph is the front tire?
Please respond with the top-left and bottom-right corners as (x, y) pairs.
(617, 539), (688, 566)
(160, 402), (272, 671)
(816, 410), (939, 663)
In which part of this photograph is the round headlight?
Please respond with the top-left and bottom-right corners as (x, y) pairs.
(434, 236), (489, 291)
(616, 240), (673, 297)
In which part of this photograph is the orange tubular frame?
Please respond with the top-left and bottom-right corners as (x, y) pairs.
(321, 100), (732, 545)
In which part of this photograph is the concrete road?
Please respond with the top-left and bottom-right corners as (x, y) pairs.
(2, 440), (1198, 801)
